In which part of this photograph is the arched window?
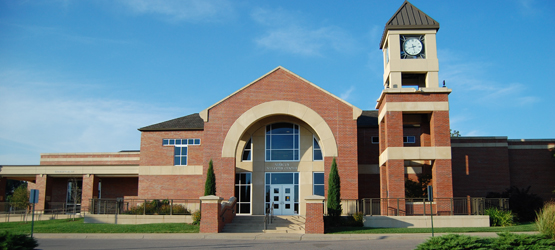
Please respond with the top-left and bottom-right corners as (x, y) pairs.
(313, 137), (323, 161)
(242, 138), (252, 161)
(265, 123), (299, 161)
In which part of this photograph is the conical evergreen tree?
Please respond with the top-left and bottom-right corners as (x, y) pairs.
(327, 157), (342, 217)
(204, 159), (216, 196)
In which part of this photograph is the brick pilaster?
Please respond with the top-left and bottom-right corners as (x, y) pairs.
(199, 195), (223, 233)
(81, 174), (98, 213)
(27, 175), (49, 211)
(305, 195), (325, 234)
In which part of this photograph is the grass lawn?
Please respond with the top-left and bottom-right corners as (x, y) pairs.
(0, 218), (199, 234)
(327, 222), (538, 234)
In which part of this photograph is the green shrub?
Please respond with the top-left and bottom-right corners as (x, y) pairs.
(204, 159), (216, 196)
(485, 208), (514, 227)
(124, 201), (190, 215)
(416, 233), (555, 250)
(492, 232), (555, 249)
(487, 186), (544, 222)
(0, 231), (38, 250)
(192, 210), (201, 225)
(351, 212), (364, 227)
(536, 201), (555, 239)
(327, 158), (342, 217)
(416, 234), (490, 250)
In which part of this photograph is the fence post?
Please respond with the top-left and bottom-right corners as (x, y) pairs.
(396, 198), (399, 216)
(170, 199), (173, 215)
(467, 196), (471, 215)
(144, 200), (146, 215)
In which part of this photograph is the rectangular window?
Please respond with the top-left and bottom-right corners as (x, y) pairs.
(371, 136), (379, 144)
(265, 123), (300, 161)
(235, 173), (252, 214)
(403, 136), (416, 143)
(163, 138), (201, 146)
(313, 172), (325, 196)
(174, 146), (187, 165)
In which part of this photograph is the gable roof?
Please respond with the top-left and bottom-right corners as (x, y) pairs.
(199, 66), (362, 122)
(138, 113), (204, 131)
(379, 0), (440, 48)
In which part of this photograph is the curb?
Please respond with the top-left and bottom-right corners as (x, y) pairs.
(33, 232), (540, 241)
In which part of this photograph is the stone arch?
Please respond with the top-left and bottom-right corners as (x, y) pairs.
(222, 101), (338, 158)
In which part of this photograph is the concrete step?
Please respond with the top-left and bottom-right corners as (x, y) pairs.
(222, 215), (305, 233)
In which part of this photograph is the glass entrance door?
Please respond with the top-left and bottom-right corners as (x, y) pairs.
(270, 184), (295, 215)
(265, 172), (299, 215)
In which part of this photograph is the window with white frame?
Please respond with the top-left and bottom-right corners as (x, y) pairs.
(174, 146), (187, 165)
(242, 138), (252, 161)
(313, 172), (325, 196)
(313, 137), (323, 161)
(235, 172), (252, 214)
(162, 138), (200, 146)
(403, 136), (416, 143)
(265, 123), (299, 161)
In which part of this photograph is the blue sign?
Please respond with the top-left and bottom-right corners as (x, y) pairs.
(29, 189), (39, 204)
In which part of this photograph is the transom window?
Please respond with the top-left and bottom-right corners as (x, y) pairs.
(265, 123), (299, 161)
(163, 138), (200, 146)
(174, 146), (188, 165)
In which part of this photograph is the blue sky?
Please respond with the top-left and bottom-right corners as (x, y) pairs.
(1, 0), (554, 165)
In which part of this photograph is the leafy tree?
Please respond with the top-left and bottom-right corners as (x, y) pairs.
(405, 173), (432, 198)
(7, 185), (29, 211)
(327, 158), (342, 217)
(450, 129), (461, 137)
(5, 180), (26, 197)
(204, 159), (216, 196)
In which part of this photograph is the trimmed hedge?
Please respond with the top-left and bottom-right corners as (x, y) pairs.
(0, 231), (38, 250)
(416, 232), (555, 250)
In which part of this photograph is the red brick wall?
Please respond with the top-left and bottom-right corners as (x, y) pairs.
(199, 202), (220, 233)
(203, 68), (359, 200)
(358, 174), (380, 198)
(138, 175), (205, 199)
(508, 141), (555, 201)
(99, 177), (138, 198)
(451, 141), (511, 198)
(140, 131), (204, 166)
(357, 128), (379, 164)
(305, 202), (324, 234)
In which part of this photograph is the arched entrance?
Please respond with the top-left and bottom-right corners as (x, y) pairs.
(222, 101), (338, 215)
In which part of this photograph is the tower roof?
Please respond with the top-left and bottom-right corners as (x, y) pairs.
(379, 0), (439, 48)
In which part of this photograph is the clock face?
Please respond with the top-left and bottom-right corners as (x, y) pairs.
(404, 37), (423, 56)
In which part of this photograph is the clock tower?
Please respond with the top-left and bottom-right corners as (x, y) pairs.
(377, 1), (453, 214)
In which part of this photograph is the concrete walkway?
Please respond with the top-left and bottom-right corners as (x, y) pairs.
(33, 232), (538, 241)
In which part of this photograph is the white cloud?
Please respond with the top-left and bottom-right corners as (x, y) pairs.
(438, 49), (539, 107)
(0, 69), (187, 165)
(119, 0), (235, 23)
(340, 86), (355, 101)
(252, 7), (358, 56)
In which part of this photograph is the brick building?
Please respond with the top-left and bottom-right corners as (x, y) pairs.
(1, 1), (554, 217)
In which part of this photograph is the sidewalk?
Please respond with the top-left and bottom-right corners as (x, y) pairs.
(33, 232), (539, 241)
